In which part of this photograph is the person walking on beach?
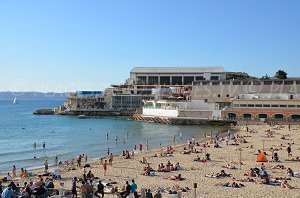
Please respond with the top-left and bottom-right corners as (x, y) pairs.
(71, 177), (79, 198)
(131, 150), (135, 159)
(120, 181), (131, 198)
(130, 179), (138, 198)
(77, 155), (82, 167)
(12, 165), (16, 178)
(173, 134), (176, 145)
(139, 144), (143, 152)
(44, 160), (48, 173)
(287, 144), (292, 158)
(107, 148), (110, 156)
(146, 140), (149, 151)
(55, 156), (58, 166)
(108, 153), (113, 166)
(103, 160), (108, 176)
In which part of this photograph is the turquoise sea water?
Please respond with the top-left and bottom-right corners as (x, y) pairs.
(0, 100), (225, 172)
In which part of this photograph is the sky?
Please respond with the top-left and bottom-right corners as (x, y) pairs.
(0, 0), (299, 92)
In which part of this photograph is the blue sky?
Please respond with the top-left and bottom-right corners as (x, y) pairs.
(0, 0), (299, 92)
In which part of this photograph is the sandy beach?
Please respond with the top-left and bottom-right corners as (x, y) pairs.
(2, 123), (300, 198)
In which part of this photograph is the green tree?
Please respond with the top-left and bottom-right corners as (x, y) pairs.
(261, 74), (270, 80)
(275, 70), (287, 79)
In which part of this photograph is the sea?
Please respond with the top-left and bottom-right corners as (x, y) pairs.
(0, 100), (226, 173)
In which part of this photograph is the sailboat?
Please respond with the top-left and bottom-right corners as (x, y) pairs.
(13, 97), (17, 104)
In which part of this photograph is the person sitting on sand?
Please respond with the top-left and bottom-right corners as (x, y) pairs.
(140, 157), (147, 164)
(141, 166), (151, 176)
(287, 168), (294, 177)
(193, 155), (201, 161)
(206, 153), (211, 161)
(175, 162), (180, 170)
(244, 168), (255, 177)
(86, 171), (94, 180)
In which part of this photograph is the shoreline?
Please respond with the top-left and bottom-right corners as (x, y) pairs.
(3, 124), (300, 197)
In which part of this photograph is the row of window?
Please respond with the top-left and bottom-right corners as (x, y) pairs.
(196, 80), (300, 86)
(136, 76), (219, 85)
(233, 104), (300, 108)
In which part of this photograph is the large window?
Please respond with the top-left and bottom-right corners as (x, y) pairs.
(136, 76), (146, 85)
(160, 76), (170, 85)
(183, 76), (194, 85)
(195, 76), (204, 81)
(148, 76), (158, 85)
(172, 76), (182, 85)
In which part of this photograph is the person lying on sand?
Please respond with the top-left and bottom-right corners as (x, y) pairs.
(285, 157), (300, 162)
(222, 163), (237, 169)
(206, 170), (231, 178)
(281, 180), (294, 189)
(163, 174), (184, 181)
(222, 181), (244, 188)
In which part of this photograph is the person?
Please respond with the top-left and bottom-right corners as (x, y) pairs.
(287, 168), (294, 177)
(103, 160), (108, 176)
(120, 181), (131, 198)
(108, 153), (113, 166)
(33, 142), (37, 149)
(281, 180), (293, 189)
(107, 148), (110, 156)
(55, 156), (58, 166)
(139, 144), (143, 151)
(80, 181), (87, 198)
(115, 136), (118, 143)
(0, 180), (3, 195)
(146, 189), (153, 198)
(154, 190), (162, 198)
(43, 141), (45, 149)
(131, 179), (138, 198)
(71, 177), (78, 198)
(77, 155), (82, 167)
(287, 144), (292, 158)
(2, 184), (14, 198)
(94, 180), (104, 198)
(85, 154), (88, 162)
(12, 165), (16, 178)
(44, 159), (48, 173)
(179, 132), (182, 140)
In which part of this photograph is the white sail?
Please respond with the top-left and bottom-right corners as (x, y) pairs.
(13, 97), (17, 104)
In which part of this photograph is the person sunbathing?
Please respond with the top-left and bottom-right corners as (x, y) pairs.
(281, 180), (294, 189)
(166, 174), (184, 181)
(223, 163), (237, 169)
(244, 168), (255, 177)
(287, 168), (294, 177)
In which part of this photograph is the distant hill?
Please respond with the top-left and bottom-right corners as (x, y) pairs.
(0, 92), (69, 101)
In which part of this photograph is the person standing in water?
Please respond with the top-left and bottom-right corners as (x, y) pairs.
(115, 136), (118, 143)
(43, 142), (45, 149)
(179, 132), (182, 140)
(12, 165), (16, 178)
(44, 159), (48, 173)
(106, 132), (109, 140)
(33, 142), (37, 149)
(55, 156), (58, 166)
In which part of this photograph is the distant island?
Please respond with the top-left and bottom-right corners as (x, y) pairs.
(0, 91), (68, 101)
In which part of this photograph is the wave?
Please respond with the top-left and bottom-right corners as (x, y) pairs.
(0, 152), (70, 166)
(0, 146), (62, 157)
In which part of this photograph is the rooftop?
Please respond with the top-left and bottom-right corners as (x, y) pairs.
(131, 66), (225, 74)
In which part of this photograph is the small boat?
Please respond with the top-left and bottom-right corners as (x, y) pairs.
(78, 115), (86, 119)
(13, 97), (17, 104)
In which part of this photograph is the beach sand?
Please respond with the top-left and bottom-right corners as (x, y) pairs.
(2, 124), (300, 198)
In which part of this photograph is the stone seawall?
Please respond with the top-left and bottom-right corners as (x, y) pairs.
(132, 114), (236, 126)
